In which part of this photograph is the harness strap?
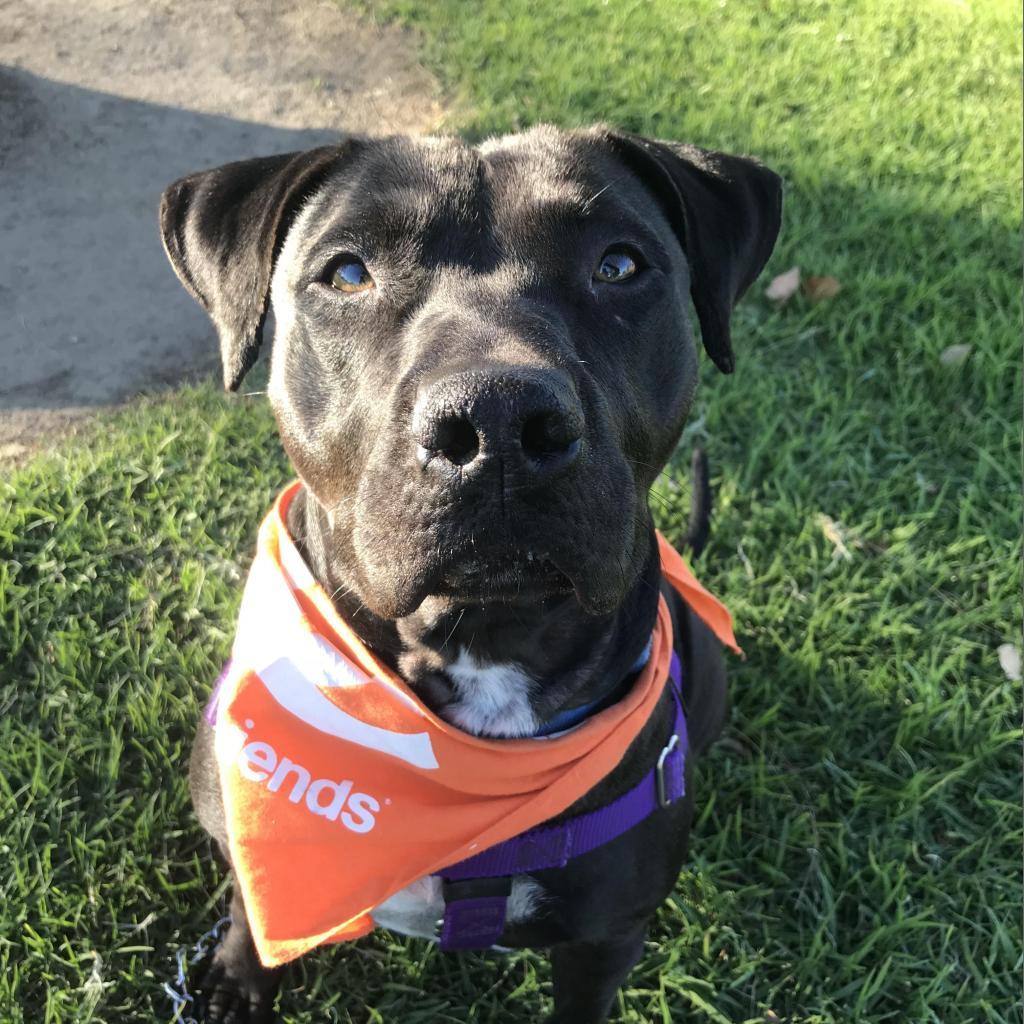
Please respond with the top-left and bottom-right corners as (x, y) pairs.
(438, 652), (687, 951)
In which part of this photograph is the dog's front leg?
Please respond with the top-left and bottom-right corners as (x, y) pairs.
(548, 927), (647, 1024)
(193, 878), (283, 1024)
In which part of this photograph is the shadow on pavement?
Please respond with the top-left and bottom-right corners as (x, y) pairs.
(0, 67), (340, 443)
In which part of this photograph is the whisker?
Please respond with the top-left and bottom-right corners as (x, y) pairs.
(582, 173), (631, 212)
(441, 608), (467, 652)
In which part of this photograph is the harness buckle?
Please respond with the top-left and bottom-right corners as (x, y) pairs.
(656, 733), (681, 808)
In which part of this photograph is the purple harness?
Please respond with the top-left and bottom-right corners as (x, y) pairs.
(437, 651), (687, 950)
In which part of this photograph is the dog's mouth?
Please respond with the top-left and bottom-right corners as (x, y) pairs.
(438, 548), (575, 604)
(352, 526), (636, 619)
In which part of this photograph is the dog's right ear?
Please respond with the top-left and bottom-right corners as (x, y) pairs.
(159, 142), (358, 391)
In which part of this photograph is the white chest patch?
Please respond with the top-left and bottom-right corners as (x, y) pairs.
(442, 650), (540, 738)
(371, 874), (544, 941)
(372, 654), (544, 941)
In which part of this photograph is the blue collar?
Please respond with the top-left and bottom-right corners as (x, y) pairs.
(532, 638), (654, 737)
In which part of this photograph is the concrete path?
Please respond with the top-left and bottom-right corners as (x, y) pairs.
(0, 0), (442, 456)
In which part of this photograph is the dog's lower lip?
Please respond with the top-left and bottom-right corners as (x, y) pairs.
(439, 552), (573, 600)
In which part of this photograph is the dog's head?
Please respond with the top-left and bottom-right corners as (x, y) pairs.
(161, 126), (780, 621)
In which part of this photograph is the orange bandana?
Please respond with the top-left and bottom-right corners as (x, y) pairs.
(210, 482), (739, 966)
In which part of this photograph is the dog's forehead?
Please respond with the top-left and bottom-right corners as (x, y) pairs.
(358, 127), (612, 205)
(312, 136), (482, 229)
(478, 127), (611, 207)
(478, 128), (654, 253)
(297, 128), (632, 246)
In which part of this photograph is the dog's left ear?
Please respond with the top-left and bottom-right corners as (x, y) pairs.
(160, 142), (358, 391)
(606, 131), (783, 373)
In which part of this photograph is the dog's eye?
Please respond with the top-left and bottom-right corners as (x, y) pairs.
(593, 250), (638, 284)
(330, 258), (375, 294)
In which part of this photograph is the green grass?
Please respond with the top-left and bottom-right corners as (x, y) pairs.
(1, 1), (1020, 1021)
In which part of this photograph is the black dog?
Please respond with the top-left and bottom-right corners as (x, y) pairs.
(160, 125), (781, 1023)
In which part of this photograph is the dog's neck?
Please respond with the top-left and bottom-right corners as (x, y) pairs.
(286, 488), (661, 737)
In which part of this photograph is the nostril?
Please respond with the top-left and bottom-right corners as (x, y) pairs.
(521, 412), (581, 462)
(430, 415), (480, 466)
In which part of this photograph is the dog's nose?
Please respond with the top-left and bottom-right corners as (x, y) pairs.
(413, 367), (583, 478)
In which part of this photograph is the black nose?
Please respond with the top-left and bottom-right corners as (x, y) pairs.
(413, 367), (584, 478)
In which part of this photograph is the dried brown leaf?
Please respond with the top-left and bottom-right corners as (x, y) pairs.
(803, 275), (841, 301)
(817, 513), (853, 561)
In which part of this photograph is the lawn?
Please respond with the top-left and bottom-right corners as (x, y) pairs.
(1, 1), (1020, 1021)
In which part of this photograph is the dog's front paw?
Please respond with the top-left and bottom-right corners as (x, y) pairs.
(191, 946), (281, 1024)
